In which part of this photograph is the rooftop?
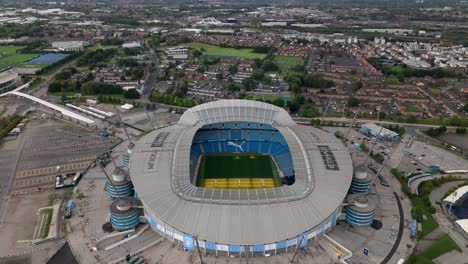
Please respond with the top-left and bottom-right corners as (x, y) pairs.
(130, 100), (353, 245)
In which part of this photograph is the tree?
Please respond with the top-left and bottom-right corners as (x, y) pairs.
(228, 65), (238, 75)
(405, 115), (418, 123)
(81, 81), (123, 95)
(352, 80), (363, 92)
(192, 49), (202, 57)
(303, 74), (335, 88)
(272, 97), (284, 107)
(347, 96), (360, 107)
(291, 64), (305, 72)
(216, 73), (224, 81)
(252, 69), (265, 81)
(261, 60), (279, 71)
(117, 59), (138, 67)
(241, 78), (256, 91)
(464, 103), (468, 112)
(373, 153), (385, 163)
(123, 89), (141, 99)
(425, 126), (447, 137)
(299, 103), (318, 117)
(48, 81), (62, 93)
(456, 127), (467, 134)
(359, 143), (369, 152)
(288, 101), (301, 113)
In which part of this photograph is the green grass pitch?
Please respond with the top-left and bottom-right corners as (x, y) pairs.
(0, 45), (39, 69)
(196, 153), (281, 186)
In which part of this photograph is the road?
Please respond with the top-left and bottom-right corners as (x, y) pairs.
(26, 58), (80, 98)
(293, 116), (462, 131)
(141, 52), (160, 100)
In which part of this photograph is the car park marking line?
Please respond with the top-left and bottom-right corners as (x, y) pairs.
(33, 213), (45, 240)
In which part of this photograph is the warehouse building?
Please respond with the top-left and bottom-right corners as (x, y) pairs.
(360, 123), (399, 141)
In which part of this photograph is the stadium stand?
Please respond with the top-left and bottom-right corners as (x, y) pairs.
(189, 121), (295, 184)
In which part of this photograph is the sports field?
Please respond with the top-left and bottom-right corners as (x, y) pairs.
(183, 42), (267, 60)
(196, 153), (281, 189)
(0, 46), (39, 69)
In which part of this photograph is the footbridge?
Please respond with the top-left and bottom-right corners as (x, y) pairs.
(0, 82), (95, 124)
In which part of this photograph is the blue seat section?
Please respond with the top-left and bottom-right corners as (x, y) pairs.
(190, 122), (294, 177)
(260, 142), (270, 154)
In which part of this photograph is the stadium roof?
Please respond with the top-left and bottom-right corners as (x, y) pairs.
(455, 219), (468, 235)
(178, 99), (296, 127)
(130, 100), (353, 245)
(443, 185), (468, 204)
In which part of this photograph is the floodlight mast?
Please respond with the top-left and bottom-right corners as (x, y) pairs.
(195, 236), (204, 264)
(345, 104), (362, 140)
(361, 126), (385, 167)
(318, 100), (331, 127)
(145, 109), (156, 129)
(113, 105), (132, 144)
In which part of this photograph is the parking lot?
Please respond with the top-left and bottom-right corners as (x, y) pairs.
(6, 119), (118, 193)
(324, 127), (397, 158)
(17, 124), (117, 172)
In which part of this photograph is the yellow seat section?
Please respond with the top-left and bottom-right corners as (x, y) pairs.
(203, 178), (276, 189)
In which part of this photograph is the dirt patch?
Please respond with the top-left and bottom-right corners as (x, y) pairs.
(440, 133), (468, 153)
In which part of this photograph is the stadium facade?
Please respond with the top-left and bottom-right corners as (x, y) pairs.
(129, 100), (353, 256)
(0, 68), (18, 92)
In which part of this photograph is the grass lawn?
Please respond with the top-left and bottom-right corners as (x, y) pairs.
(274, 56), (304, 75)
(42, 208), (53, 239)
(197, 153), (280, 186)
(407, 105), (420, 112)
(0, 45), (39, 69)
(410, 197), (439, 238)
(0, 45), (25, 54)
(442, 29), (468, 44)
(182, 42), (267, 60)
(408, 234), (460, 264)
(431, 88), (441, 95)
(386, 65), (404, 74)
(274, 56), (303, 68)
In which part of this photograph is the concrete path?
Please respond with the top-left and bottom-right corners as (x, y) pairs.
(409, 173), (468, 194)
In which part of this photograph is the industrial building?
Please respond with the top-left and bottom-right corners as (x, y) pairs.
(360, 123), (399, 141)
(51, 41), (87, 51)
(165, 46), (189, 60)
(129, 100), (355, 256)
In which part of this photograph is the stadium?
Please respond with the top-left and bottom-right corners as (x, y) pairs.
(129, 100), (353, 256)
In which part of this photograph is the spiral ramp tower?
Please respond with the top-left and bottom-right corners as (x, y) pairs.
(122, 143), (134, 169)
(349, 169), (372, 195)
(345, 194), (376, 227)
(109, 197), (142, 231)
(106, 167), (134, 198)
